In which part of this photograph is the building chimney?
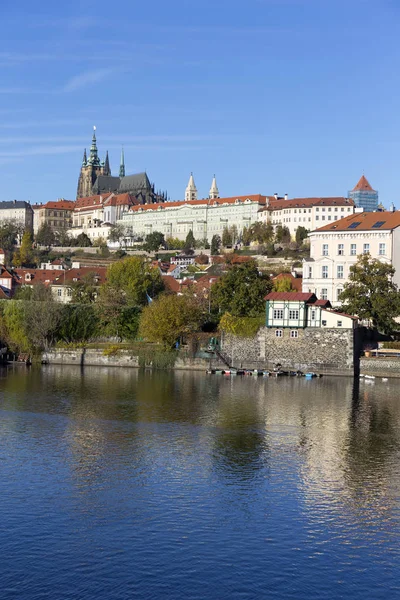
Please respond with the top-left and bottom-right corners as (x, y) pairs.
(284, 193), (288, 200)
(274, 193), (278, 200)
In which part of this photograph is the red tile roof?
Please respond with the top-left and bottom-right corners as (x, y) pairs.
(53, 267), (107, 285)
(75, 194), (112, 211)
(352, 175), (375, 192)
(265, 292), (317, 302)
(42, 200), (76, 210)
(129, 195), (268, 212)
(103, 193), (138, 207)
(163, 276), (182, 293)
(14, 269), (56, 285)
(264, 197), (354, 212)
(315, 211), (400, 232)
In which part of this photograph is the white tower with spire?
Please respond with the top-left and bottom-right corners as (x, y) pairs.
(185, 173), (198, 201)
(209, 175), (219, 199)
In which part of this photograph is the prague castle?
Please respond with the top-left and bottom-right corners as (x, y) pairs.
(76, 128), (167, 204)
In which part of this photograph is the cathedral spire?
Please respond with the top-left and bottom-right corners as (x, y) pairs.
(209, 174), (219, 199)
(88, 126), (100, 166)
(185, 172), (197, 201)
(119, 147), (125, 178)
(82, 148), (87, 166)
(104, 150), (110, 175)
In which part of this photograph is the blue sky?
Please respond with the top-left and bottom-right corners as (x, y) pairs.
(0, 0), (399, 205)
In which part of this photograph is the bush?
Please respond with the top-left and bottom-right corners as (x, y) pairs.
(382, 341), (400, 349)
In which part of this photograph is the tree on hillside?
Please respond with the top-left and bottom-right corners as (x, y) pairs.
(275, 224), (291, 244)
(222, 227), (233, 247)
(184, 229), (196, 251)
(109, 224), (126, 247)
(0, 220), (20, 261)
(36, 223), (55, 247)
(295, 226), (309, 245)
(273, 277), (295, 292)
(100, 256), (164, 307)
(250, 222), (274, 245)
(211, 234), (221, 255)
(339, 253), (400, 333)
(13, 230), (34, 267)
(211, 260), (273, 317)
(75, 232), (92, 247)
(138, 293), (204, 348)
(70, 272), (99, 304)
(144, 231), (165, 252)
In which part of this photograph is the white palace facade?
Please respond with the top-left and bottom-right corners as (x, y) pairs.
(302, 211), (400, 305)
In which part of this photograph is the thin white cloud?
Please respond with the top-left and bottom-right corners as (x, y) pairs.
(63, 68), (118, 92)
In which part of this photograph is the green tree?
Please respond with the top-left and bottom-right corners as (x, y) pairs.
(101, 256), (164, 307)
(295, 226), (309, 245)
(139, 294), (204, 347)
(70, 272), (99, 304)
(211, 234), (221, 255)
(166, 237), (185, 250)
(273, 276), (294, 292)
(184, 229), (196, 251)
(0, 302), (30, 353)
(242, 226), (252, 246)
(222, 227), (233, 247)
(57, 304), (99, 343)
(144, 231), (165, 252)
(211, 260), (273, 317)
(108, 224), (125, 246)
(340, 254), (400, 333)
(75, 232), (92, 247)
(16, 230), (34, 266)
(0, 220), (20, 262)
(36, 223), (55, 247)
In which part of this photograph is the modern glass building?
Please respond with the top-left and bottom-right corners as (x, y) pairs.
(348, 175), (378, 212)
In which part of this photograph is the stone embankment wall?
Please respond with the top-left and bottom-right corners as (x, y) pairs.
(360, 357), (400, 378)
(221, 327), (357, 374)
(42, 349), (219, 371)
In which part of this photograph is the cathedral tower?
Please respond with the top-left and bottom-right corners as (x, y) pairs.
(76, 127), (111, 198)
(185, 173), (197, 201)
(209, 175), (219, 199)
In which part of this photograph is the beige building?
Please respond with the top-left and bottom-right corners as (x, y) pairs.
(259, 197), (355, 238)
(33, 199), (75, 234)
(302, 211), (400, 305)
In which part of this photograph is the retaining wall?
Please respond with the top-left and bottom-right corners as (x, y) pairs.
(221, 327), (358, 374)
(360, 357), (400, 378)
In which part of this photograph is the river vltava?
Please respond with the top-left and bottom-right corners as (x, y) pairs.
(0, 366), (399, 599)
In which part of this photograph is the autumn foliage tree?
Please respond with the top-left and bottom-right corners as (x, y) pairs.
(139, 294), (204, 347)
(339, 254), (400, 333)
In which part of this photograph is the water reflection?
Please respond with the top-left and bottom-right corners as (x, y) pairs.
(1, 366), (400, 598)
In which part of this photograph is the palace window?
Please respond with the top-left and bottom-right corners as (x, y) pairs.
(322, 265), (328, 278)
(321, 289), (328, 300)
(363, 243), (370, 254)
(290, 330), (298, 338)
(337, 288), (343, 301)
(273, 309), (284, 319)
(337, 265), (344, 279)
(322, 244), (328, 256)
(289, 309), (299, 320)
(338, 243), (344, 255)
(275, 329), (283, 338)
(379, 243), (386, 255)
(350, 243), (357, 256)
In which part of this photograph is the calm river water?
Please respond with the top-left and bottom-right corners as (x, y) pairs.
(0, 366), (399, 599)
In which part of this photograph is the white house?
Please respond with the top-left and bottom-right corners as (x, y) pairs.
(302, 211), (400, 305)
(265, 291), (357, 333)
